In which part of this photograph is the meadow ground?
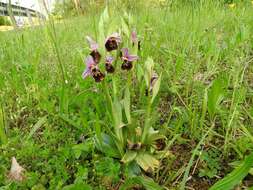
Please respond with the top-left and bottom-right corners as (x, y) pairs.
(1, 1), (253, 189)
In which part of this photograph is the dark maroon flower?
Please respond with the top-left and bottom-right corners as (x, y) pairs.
(82, 56), (104, 82)
(86, 36), (101, 64)
(105, 33), (121, 52)
(91, 67), (105, 82)
(105, 55), (115, 73)
(121, 48), (138, 71)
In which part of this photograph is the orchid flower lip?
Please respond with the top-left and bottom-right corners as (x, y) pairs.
(105, 55), (115, 73)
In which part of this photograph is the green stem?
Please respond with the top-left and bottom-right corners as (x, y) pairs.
(141, 97), (152, 143)
(102, 81), (124, 156)
(102, 81), (113, 113)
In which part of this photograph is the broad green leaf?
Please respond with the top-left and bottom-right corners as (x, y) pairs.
(135, 153), (159, 171)
(151, 74), (162, 103)
(144, 57), (155, 87)
(125, 161), (142, 177)
(95, 133), (121, 158)
(112, 99), (125, 130)
(209, 152), (253, 190)
(98, 18), (105, 49)
(147, 133), (166, 145)
(102, 6), (109, 24)
(121, 17), (130, 38)
(98, 7), (109, 52)
(123, 87), (131, 124)
(136, 62), (144, 82)
(121, 151), (137, 163)
(207, 75), (227, 118)
(119, 176), (163, 190)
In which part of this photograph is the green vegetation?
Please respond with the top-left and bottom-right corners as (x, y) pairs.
(0, 16), (11, 26)
(1, 0), (253, 189)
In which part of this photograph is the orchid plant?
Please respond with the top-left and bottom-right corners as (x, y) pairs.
(82, 7), (163, 175)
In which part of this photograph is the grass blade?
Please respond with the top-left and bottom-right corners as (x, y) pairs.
(26, 116), (47, 140)
(0, 103), (7, 144)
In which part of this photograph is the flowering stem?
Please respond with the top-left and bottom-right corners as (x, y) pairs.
(102, 81), (124, 156)
(141, 97), (152, 143)
(102, 81), (112, 113)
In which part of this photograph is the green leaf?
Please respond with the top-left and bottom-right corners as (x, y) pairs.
(151, 74), (162, 103)
(98, 7), (109, 51)
(147, 133), (166, 145)
(121, 151), (137, 163)
(144, 57), (155, 87)
(121, 17), (130, 38)
(102, 6), (109, 23)
(125, 161), (142, 177)
(135, 153), (159, 171)
(145, 127), (166, 144)
(119, 176), (163, 190)
(123, 87), (131, 124)
(136, 64), (144, 82)
(112, 98), (124, 129)
(209, 152), (253, 190)
(207, 75), (227, 118)
(95, 133), (121, 158)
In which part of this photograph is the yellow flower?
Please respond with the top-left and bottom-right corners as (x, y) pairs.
(228, 3), (236, 8)
(251, 0), (253, 5)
